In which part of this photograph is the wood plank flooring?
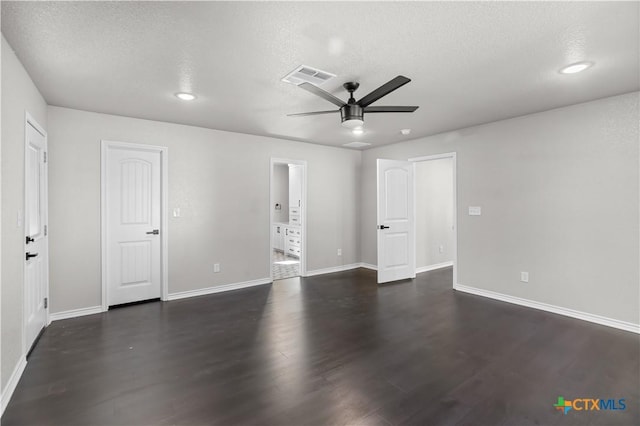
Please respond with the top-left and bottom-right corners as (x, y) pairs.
(3, 267), (638, 425)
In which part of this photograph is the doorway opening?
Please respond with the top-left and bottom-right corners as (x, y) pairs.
(410, 153), (457, 287)
(270, 158), (307, 281)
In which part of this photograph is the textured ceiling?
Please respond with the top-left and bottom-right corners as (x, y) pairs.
(2, 1), (639, 149)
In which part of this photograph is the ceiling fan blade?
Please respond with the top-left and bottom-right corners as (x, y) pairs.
(357, 76), (412, 107)
(298, 82), (346, 107)
(287, 110), (338, 117)
(364, 106), (419, 113)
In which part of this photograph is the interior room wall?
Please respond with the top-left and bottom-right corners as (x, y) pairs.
(415, 158), (454, 269)
(361, 92), (639, 325)
(1, 36), (48, 391)
(47, 106), (361, 314)
(273, 164), (289, 224)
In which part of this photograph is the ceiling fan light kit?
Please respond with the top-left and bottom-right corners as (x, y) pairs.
(287, 75), (419, 129)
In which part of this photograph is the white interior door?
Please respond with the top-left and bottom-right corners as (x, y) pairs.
(25, 120), (48, 351)
(106, 145), (162, 306)
(377, 159), (416, 284)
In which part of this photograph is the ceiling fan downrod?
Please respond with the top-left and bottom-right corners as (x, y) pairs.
(341, 82), (364, 127)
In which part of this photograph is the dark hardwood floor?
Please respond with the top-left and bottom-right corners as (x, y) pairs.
(3, 267), (639, 425)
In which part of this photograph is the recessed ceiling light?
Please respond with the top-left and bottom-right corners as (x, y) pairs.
(175, 92), (196, 101)
(401, 128), (411, 135)
(343, 141), (371, 149)
(559, 61), (593, 74)
(352, 127), (364, 136)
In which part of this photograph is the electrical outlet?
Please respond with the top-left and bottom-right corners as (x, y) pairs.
(214, 263), (221, 273)
(520, 272), (529, 283)
(337, 249), (342, 256)
(439, 245), (444, 253)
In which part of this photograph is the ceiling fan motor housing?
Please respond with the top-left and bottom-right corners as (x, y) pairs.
(340, 104), (364, 127)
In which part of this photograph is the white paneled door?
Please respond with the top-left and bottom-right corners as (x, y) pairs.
(377, 159), (416, 284)
(105, 144), (162, 306)
(24, 119), (48, 352)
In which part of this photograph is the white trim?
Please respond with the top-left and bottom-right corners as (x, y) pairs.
(409, 153), (455, 162)
(25, 111), (46, 136)
(269, 158), (308, 280)
(49, 306), (103, 322)
(101, 140), (169, 311)
(454, 283), (640, 334)
(359, 263), (378, 271)
(1, 356), (27, 416)
(409, 152), (458, 288)
(305, 263), (362, 277)
(416, 261), (453, 274)
(167, 278), (272, 301)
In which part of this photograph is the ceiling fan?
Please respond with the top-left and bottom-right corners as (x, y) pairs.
(287, 75), (419, 128)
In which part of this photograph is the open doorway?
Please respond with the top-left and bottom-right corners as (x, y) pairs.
(410, 153), (457, 286)
(270, 158), (307, 281)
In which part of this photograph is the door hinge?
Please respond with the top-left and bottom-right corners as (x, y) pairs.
(44, 225), (48, 236)
(43, 152), (47, 163)
(44, 297), (48, 309)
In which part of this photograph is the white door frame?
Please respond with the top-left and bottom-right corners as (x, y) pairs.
(23, 111), (49, 354)
(101, 140), (169, 311)
(269, 158), (308, 280)
(409, 152), (458, 287)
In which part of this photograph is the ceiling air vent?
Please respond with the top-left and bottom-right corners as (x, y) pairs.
(343, 142), (371, 149)
(282, 65), (336, 86)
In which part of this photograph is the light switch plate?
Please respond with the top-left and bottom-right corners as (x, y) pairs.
(468, 206), (482, 216)
(172, 208), (181, 218)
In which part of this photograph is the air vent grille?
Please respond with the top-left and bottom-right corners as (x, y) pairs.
(343, 142), (371, 149)
(282, 65), (336, 86)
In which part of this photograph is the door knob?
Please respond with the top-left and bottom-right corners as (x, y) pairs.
(25, 252), (38, 260)
(146, 229), (160, 235)
(26, 236), (35, 244)
(378, 225), (390, 229)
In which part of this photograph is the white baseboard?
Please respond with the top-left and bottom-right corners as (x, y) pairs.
(416, 261), (453, 274)
(49, 305), (103, 322)
(454, 283), (640, 334)
(1, 356), (27, 416)
(167, 278), (271, 301)
(305, 263), (362, 277)
(359, 263), (378, 271)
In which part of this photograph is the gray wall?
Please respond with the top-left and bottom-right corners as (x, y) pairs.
(273, 164), (289, 224)
(416, 158), (454, 268)
(361, 92), (639, 324)
(1, 36), (48, 390)
(47, 106), (361, 313)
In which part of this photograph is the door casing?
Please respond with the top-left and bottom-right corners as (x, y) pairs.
(23, 111), (49, 354)
(101, 140), (169, 310)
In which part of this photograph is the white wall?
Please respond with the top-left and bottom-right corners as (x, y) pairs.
(273, 164), (289, 224)
(416, 158), (454, 268)
(1, 36), (48, 390)
(47, 106), (361, 313)
(361, 92), (639, 325)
